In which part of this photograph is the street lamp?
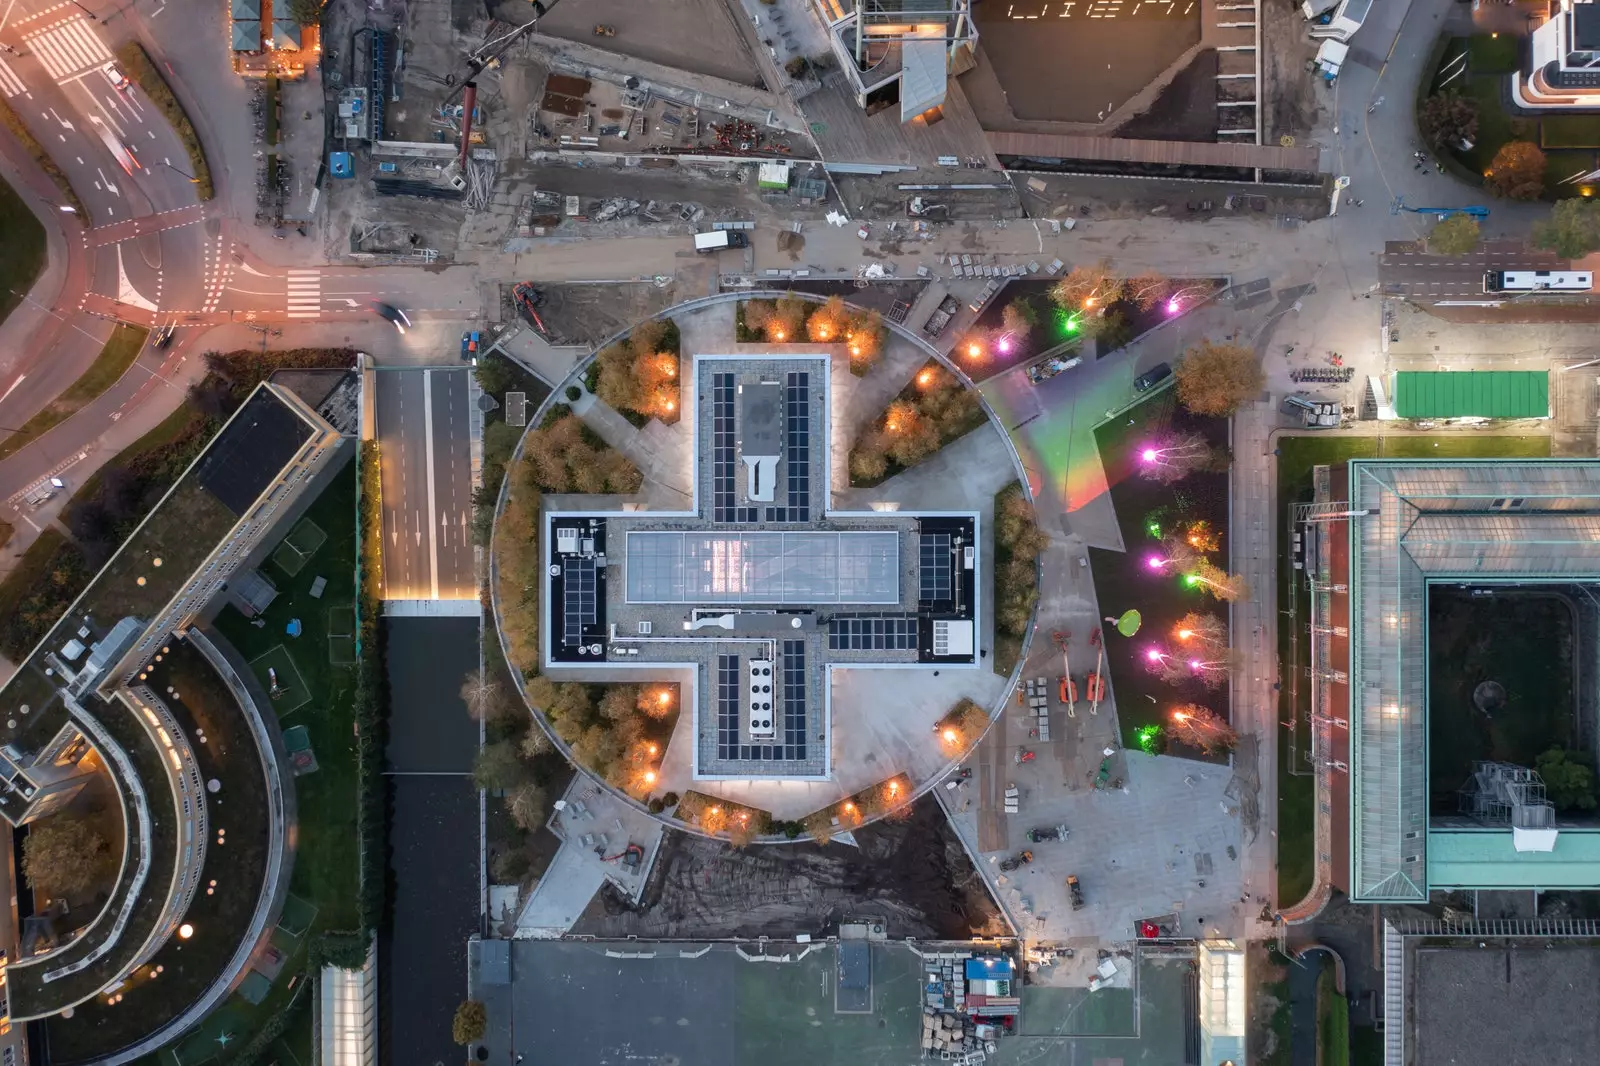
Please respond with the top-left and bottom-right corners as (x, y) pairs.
(161, 161), (201, 184)
(68, 0), (98, 20)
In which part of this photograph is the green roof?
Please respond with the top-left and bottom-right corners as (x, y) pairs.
(1393, 371), (1549, 419)
(1429, 828), (1600, 890)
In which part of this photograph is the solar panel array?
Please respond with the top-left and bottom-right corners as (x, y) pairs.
(828, 613), (919, 651)
(714, 649), (808, 762)
(783, 640), (807, 758)
(920, 533), (953, 604)
(786, 371), (811, 522)
(712, 373), (757, 523)
(562, 558), (596, 647)
(716, 655), (741, 760)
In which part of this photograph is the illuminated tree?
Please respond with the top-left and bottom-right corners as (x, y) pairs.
(1484, 141), (1546, 201)
(771, 291), (810, 341)
(1186, 560), (1249, 602)
(1174, 340), (1264, 417)
(1164, 704), (1237, 755)
(1051, 261), (1125, 311)
(1135, 431), (1214, 484)
(1172, 611), (1229, 658)
(807, 294), (848, 342)
(844, 308), (886, 374)
(1127, 270), (1174, 311)
(1001, 296), (1038, 338)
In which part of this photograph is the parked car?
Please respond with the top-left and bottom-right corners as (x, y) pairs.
(1133, 362), (1172, 392)
(461, 330), (480, 359)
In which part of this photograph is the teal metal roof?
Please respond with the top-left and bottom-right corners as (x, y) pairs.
(1393, 371), (1549, 419)
(1429, 828), (1600, 889)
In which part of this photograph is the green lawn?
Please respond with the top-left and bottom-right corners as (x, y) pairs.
(1317, 959), (1351, 1066)
(0, 174), (45, 330)
(186, 459), (360, 1063)
(1273, 433), (1551, 905)
(1467, 32), (1520, 75)
(1540, 114), (1600, 149)
(0, 323), (149, 462)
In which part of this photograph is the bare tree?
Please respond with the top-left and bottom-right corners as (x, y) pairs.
(1135, 431), (1214, 484)
(1051, 261), (1125, 311)
(1164, 704), (1238, 755)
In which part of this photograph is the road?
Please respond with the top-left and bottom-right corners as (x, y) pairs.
(374, 368), (475, 601)
(1379, 238), (1568, 299)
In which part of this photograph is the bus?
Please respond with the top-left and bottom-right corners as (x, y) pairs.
(1483, 270), (1593, 293)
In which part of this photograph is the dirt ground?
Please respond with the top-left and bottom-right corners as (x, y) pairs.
(504, 281), (688, 345)
(1011, 171), (1328, 221)
(1261, 0), (1325, 144)
(570, 799), (1010, 940)
(1115, 50), (1221, 142)
(519, 0), (765, 89)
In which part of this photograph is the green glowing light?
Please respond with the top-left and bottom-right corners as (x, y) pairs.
(1183, 574), (1200, 588)
(1135, 724), (1161, 754)
(1146, 522), (1161, 538)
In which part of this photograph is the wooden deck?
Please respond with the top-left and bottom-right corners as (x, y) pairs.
(986, 130), (1325, 174)
(803, 74), (999, 170)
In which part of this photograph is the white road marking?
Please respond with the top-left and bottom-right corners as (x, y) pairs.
(23, 15), (111, 82)
(285, 268), (321, 318)
(0, 375), (26, 403)
(0, 56), (25, 98)
(0, 0), (19, 35)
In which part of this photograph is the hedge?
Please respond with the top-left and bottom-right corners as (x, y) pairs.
(115, 41), (214, 200)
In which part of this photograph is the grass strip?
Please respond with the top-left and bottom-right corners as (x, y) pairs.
(114, 41), (213, 200)
(0, 323), (147, 462)
(0, 174), (47, 328)
(0, 97), (86, 217)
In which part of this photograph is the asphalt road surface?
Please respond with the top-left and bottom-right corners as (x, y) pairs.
(374, 368), (475, 601)
(1379, 239), (1567, 300)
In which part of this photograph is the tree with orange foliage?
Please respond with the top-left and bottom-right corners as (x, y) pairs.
(1484, 140), (1546, 201)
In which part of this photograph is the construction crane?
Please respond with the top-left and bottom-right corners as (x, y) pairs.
(439, 0), (566, 173)
(1052, 630), (1077, 719)
(1085, 628), (1106, 717)
(1388, 196), (1489, 220)
(598, 843), (644, 868)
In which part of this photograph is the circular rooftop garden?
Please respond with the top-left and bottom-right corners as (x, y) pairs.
(489, 292), (1045, 844)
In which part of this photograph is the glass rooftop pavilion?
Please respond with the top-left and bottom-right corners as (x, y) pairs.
(1341, 460), (1600, 902)
(539, 354), (980, 781)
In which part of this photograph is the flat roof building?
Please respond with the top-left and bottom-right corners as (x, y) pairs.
(541, 355), (979, 781)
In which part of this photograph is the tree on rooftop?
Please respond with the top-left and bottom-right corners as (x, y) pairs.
(22, 813), (111, 899)
(1484, 141), (1546, 201)
(807, 294), (848, 342)
(1174, 340), (1264, 417)
(1164, 704), (1237, 755)
(1536, 747), (1598, 811)
(1418, 91), (1479, 152)
(844, 308), (886, 374)
(1000, 296), (1038, 340)
(1127, 270), (1175, 311)
(459, 670), (510, 724)
(1051, 262), (1125, 313)
(1429, 214), (1481, 256)
(452, 1001), (488, 1046)
(771, 292), (810, 341)
(1532, 197), (1600, 258)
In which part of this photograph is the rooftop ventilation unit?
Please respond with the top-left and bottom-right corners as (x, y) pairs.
(747, 658), (775, 738)
(556, 527), (579, 555)
(932, 620), (975, 657)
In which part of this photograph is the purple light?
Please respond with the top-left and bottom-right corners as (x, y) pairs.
(1141, 448), (1159, 462)
(998, 336), (1013, 354)
(1189, 659), (1202, 670)
(1146, 649), (1162, 662)
(1166, 298), (1179, 314)
(1147, 555), (1166, 570)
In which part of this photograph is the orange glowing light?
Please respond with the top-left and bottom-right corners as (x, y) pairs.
(942, 728), (958, 743)
(889, 781), (901, 794)
(647, 743), (659, 755)
(1084, 297), (1096, 308)
(967, 343), (981, 358)
(887, 420), (899, 432)
(657, 690), (672, 706)
(843, 802), (856, 813)
(917, 370), (933, 386)
(850, 344), (861, 356)
(644, 770), (657, 784)
(1177, 629), (1194, 640)
(664, 399), (676, 412)
(773, 329), (786, 341)
(1171, 711), (1189, 723)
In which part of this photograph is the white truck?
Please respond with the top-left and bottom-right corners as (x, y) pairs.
(694, 230), (748, 252)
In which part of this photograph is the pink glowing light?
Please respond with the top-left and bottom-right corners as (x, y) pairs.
(1189, 659), (1202, 670)
(1146, 649), (1162, 662)
(1141, 448), (1158, 462)
(998, 336), (1013, 354)
(1166, 298), (1180, 314)
(1147, 555), (1166, 570)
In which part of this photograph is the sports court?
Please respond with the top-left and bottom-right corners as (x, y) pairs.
(246, 644), (313, 715)
(271, 516), (327, 577)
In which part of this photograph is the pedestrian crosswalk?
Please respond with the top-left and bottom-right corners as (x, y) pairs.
(0, 57), (26, 99)
(286, 269), (321, 319)
(23, 16), (111, 83)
